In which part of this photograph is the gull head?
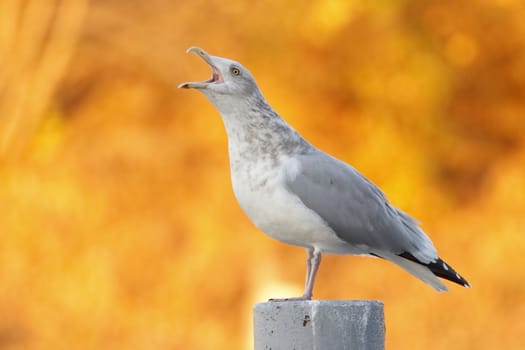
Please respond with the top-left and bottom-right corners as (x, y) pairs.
(178, 47), (259, 99)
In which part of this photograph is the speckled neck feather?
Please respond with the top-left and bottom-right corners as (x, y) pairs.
(205, 90), (311, 165)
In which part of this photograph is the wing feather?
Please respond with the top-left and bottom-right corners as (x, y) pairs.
(285, 150), (437, 262)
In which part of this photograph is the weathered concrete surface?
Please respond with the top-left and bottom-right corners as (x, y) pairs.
(254, 300), (384, 350)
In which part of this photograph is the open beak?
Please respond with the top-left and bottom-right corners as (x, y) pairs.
(178, 47), (224, 89)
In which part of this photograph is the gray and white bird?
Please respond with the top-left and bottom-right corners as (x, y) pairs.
(179, 47), (470, 300)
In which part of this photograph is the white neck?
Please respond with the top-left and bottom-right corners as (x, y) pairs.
(203, 90), (311, 165)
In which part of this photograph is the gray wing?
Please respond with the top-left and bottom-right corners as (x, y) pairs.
(286, 150), (437, 262)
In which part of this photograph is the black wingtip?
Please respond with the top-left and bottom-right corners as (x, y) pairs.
(430, 257), (471, 288)
(398, 253), (470, 288)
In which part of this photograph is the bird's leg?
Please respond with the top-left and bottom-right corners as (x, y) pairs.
(303, 247), (314, 292)
(303, 248), (321, 299)
(269, 248), (321, 302)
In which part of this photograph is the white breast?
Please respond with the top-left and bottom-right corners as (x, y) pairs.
(230, 155), (352, 254)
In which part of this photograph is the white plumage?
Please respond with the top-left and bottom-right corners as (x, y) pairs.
(179, 47), (470, 300)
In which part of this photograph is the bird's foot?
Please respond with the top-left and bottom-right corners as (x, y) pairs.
(268, 295), (312, 302)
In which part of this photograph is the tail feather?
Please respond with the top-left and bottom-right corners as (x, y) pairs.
(378, 252), (448, 292)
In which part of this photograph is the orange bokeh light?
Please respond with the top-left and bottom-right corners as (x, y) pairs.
(1, 0), (524, 349)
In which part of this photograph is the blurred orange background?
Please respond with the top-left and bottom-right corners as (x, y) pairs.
(1, 0), (524, 349)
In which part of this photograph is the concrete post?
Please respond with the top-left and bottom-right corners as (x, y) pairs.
(254, 300), (384, 350)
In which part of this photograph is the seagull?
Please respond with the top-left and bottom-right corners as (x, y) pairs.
(179, 47), (470, 300)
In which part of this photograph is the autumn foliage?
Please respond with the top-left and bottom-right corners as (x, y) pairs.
(0, 0), (524, 349)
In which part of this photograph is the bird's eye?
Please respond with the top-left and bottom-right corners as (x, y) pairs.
(231, 67), (241, 76)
